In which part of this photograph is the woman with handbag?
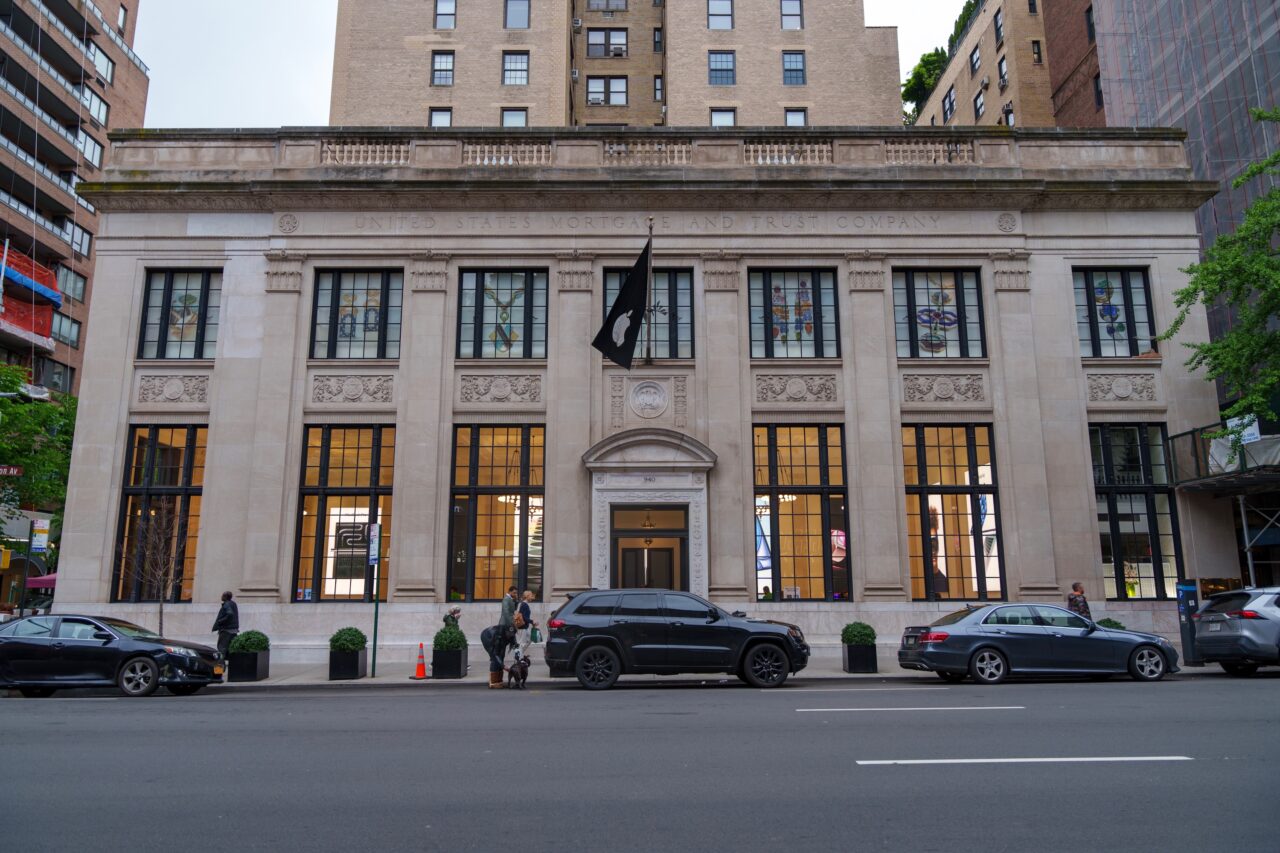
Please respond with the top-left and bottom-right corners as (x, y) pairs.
(516, 590), (537, 657)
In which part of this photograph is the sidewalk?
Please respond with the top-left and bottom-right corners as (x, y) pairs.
(209, 646), (1219, 693)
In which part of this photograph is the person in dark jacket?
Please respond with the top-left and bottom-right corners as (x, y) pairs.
(212, 591), (239, 659)
(1066, 582), (1092, 620)
(443, 605), (462, 630)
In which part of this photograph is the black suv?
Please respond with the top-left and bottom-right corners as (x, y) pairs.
(545, 589), (809, 689)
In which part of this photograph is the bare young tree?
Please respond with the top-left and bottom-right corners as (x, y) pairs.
(132, 499), (184, 637)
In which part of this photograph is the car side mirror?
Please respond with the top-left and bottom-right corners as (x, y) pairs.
(706, 608), (721, 623)
(93, 631), (114, 642)
(1085, 622), (1097, 634)
(731, 610), (747, 618)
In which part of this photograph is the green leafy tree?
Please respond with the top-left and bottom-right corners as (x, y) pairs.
(902, 47), (948, 124)
(0, 364), (77, 521)
(1160, 107), (1280, 436)
(947, 0), (979, 56)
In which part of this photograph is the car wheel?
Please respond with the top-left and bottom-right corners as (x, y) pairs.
(936, 671), (967, 683)
(742, 643), (789, 688)
(19, 687), (56, 698)
(969, 648), (1008, 685)
(1128, 646), (1166, 682)
(118, 656), (160, 697)
(574, 646), (620, 690)
(1221, 662), (1258, 677)
(167, 684), (204, 696)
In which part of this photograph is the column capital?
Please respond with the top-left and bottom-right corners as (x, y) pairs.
(264, 250), (306, 293)
(410, 253), (450, 292)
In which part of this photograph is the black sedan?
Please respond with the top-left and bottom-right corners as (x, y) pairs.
(0, 614), (224, 697)
(898, 603), (1180, 684)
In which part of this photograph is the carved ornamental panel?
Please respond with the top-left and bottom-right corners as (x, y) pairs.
(755, 374), (838, 404)
(459, 374), (543, 404)
(1087, 373), (1157, 403)
(311, 375), (394, 404)
(902, 373), (986, 404)
(137, 375), (209, 405)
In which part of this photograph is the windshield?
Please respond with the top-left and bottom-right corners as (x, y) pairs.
(932, 608), (977, 627)
(100, 619), (160, 639)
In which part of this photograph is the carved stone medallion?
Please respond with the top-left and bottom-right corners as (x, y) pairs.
(629, 381), (669, 419)
(997, 212), (1017, 233)
(312, 375), (394, 404)
(755, 374), (837, 403)
(137, 375), (209, 405)
(459, 374), (542, 403)
(902, 373), (986, 404)
(1087, 373), (1156, 403)
(277, 213), (299, 233)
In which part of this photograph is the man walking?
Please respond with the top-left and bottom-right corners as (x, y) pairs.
(1066, 582), (1092, 620)
(488, 585), (520, 689)
(212, 590), (239, 659)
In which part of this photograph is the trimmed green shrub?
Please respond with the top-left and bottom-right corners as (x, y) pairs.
(841, 622), (876, 646)
(229, 630), (270, 653)
(433, 625), (467, 651)
(329, 627), (368, 652)
(1097, 618), (1126, 631)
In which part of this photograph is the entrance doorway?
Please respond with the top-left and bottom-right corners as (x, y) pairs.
(611, 505), (688, 591)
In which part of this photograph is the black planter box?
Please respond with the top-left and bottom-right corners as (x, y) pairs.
(842, 644), (878, 674)
(329, 648), (368, 680)
(228, 649), (270, 682)
(431, 646), (468, 679)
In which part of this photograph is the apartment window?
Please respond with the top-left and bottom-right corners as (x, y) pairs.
(435, 0), (456, 29)
(36, 357), (73, 393)
(311, 270), (403, 359)
(710, 108), (736, 127)
(708, 51), (736, 85)
(51, 313), (81, 348)
(429, 108), (453, 127)
(782, 51), (806, 85)
(78, 86), (109, 124)
(76, 129), (103, 167)
(653, 27), (663, 53)
(87, 42), (114, 83)
(973, 90), (985, 119)
(501, 108), (527, 127)
(708, 0), (733, 29)
(1091, 424), (1182, 600)
(587, 76), (628, 105)
(293, 426), (395, 603)
(505, 0), (530, 28)
(753, 425), (850, 602)
(781, 0), (803, 29)
(902, 425), (1004, 601)
(113, 426), (206, 603)
(603, 268), (693, 358)
(998, 55), (1008, 87)
(503, 52), (530, 85)
(1085, 5), (1095, 42)
(588, 0), (627, 9)
(139, 270), (221, 360)
(1093, 73), (1104, 108)
(942, 86), (956, 122)
(458, 270), (547, 358)
(432, 51), (454, 86)
(654, 75), (663, 101)
(785, 108), (807, 127)
(588, 29), (628, 57)
(749, 269), (839, 358)
(117, 4), (127, 30)
(969, 45), (981, 74)
(994, 8), (1005, 44)
(1028, 0), (1037, 13)
(56, 266), (86, 302)
(893, 270), (985, 358)
(1074, 269), (1155, 358)
(1031, 40), (1042, 63)
(449, 426), (545, 601)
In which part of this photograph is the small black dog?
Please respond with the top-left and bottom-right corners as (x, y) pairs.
(507, 653), (530, 689)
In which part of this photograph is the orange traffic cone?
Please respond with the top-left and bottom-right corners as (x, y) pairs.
(409, 642), (429, 680)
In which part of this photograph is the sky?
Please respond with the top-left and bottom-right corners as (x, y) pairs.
(134, 0), (960, 128)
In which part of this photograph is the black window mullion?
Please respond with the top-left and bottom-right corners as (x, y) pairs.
(327, 273), (342, 358)
(310, 494), (327, 602)
(137, 276), (154, 359)
(171, 494), (192, 603)
(1105, 492), (1125, 600)
(905, 272), (919, 356)
(158, 273), (175, 358)
(1118, 271), (1139, 356)
(472, 276), (484, 357)
(914, 427), (934, 600)
(1139, 271), (1157, 354)
(377, 272), (390, 359)
(955, 272), (969, 355)
(969, 492), (987, 599)
(193, 271), (209, 359)
(1085, 271), (1102, 357)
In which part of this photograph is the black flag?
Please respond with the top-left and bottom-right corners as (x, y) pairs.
(592, 239), (651, 369)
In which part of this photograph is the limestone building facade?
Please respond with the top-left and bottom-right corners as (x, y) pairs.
(329, 0), (900, 127)
(60, 126), (1236, 660)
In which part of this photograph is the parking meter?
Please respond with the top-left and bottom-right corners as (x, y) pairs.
(1176, 580), (1202, 666)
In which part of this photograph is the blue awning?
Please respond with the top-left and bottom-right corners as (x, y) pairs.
(2, 265), (62, 308)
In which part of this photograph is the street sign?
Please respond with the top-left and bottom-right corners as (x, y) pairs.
(0, 465), (22, 476)
(30, 518), (49, 553)
(1228, 415), (1262, 445)
(367, 522), (380, 565)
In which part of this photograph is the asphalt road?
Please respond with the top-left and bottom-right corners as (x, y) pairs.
(4, 672), (1277, 853)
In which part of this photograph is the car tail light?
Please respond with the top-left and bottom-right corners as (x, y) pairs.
(920, 631), (950, 644)
(547, 618), (566, 629)
(1190, 613), (1202, 620)
(1227, 610), (1266, 620)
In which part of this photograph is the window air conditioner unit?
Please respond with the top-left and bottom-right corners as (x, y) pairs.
(999, 76), (1009, 91)
(602, 11), (614, 19)
(609, 45), (627, 56)
(572, 18), (582, 29)
(588, 95), (606, 105)
(981, 76), (990, 90)
(571, 69), (579, 81)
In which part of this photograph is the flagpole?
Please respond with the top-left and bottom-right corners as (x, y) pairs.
(644, 216), (654, 365)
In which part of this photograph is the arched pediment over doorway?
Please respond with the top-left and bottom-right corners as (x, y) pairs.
(582, 428), (717, 473)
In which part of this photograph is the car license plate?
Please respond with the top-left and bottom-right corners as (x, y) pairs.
(214, 665), (225, 675)
(1208, 623), (1221, 632)
(905, 637), (917, 647)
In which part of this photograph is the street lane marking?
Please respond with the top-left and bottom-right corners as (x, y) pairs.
(796, 705), (1024, 713)
(856, 756), (1193, 766)
(766, 687), (950, 694)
